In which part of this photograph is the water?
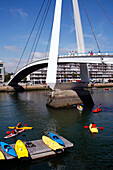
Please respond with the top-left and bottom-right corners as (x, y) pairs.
(0, 88), (113, 169)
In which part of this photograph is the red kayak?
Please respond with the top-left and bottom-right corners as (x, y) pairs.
(93, 108), (102, 113)
(4, 129), (25, 139)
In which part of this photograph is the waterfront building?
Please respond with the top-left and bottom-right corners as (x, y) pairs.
(27, 63), (113, 84)
(0, 61), (4, 83)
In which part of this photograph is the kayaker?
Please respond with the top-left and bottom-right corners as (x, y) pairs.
(92, 122), (96, 128)
(96, 107), (99, 111)
(17, 121), (21, 127)
(4, 145), (9, 152)
(12, 127), (18, 134)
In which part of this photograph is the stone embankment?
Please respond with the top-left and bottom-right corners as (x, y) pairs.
(88, 82), (113, 88)
(0, 82), (113, 92)
(0, 84), (49, 92)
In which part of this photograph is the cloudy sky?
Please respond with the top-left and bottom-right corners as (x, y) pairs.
(0, 0), (113, 72)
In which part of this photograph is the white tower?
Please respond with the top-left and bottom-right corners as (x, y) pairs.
(72, 0), (89, 82)
(46, 0), (89, 90)
(46, 0), (62, 90)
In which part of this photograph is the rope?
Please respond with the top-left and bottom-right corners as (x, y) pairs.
(97, 0), (113, 25)
(81, 0), (101, 52)
(30, 0), (52, 61)
(15, 0), (46, 73)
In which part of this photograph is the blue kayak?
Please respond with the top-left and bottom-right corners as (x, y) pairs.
(0, 141), (17, 157)
(49, 132), (65, 146)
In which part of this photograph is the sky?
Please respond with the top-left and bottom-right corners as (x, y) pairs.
(0, 0), (113, 73)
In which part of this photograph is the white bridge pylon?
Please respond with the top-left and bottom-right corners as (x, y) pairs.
(46, 0), (90, 90)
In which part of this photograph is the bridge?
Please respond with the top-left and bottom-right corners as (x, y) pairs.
(8, 0), (113, 92)
(8, 53), (113, 88)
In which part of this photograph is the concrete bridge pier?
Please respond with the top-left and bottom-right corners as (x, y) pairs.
(46, 88), (94, 108)
(11, 84), (25, 92)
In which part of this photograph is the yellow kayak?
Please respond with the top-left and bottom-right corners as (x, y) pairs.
(89, 124), (98, 133)
(15, 140), (29, 159)
(42, 136), (63, 151)
(8, 126), (33, 130)
(0, 151), (5, 160)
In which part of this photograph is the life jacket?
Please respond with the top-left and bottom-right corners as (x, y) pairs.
(12, 130), (15, 134)
(92, 124), (96, 128)
(97, 107), (99, 111)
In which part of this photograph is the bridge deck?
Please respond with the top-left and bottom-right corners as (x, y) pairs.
(0, 134), (73, 160)
(8, 53), (113, 87)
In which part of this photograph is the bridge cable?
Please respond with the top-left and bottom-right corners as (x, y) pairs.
(30, 0), (52, 61)
(27, 0), (50, 64)
(15, 0), (46, 73)
(81, 0), (101, 52)
(27, 0), (52, 63)
(97, 0), (113, 25)
(43, 0), (55, 59)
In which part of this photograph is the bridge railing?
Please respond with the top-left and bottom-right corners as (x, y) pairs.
(27, 51), (113, 65)
(58, 51), (113, 58)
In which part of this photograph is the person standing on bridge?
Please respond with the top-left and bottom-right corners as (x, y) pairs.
(90, 51), (93, 56)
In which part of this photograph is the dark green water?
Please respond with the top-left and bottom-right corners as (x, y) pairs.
(0, 88), (113, 169)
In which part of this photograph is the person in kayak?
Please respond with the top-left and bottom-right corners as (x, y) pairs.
(96, 107), (100, 111)
(12, 127), (18, 134)
(4, 145), (9, 152)
(17, 121), (21, 127)
(92, 122), (96, 128)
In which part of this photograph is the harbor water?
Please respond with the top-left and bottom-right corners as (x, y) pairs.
(0, 88), (113, 169)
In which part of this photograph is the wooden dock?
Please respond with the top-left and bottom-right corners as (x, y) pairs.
(0, 134), (73, 160)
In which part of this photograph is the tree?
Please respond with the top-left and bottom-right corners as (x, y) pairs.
(5, 73), (13, 82)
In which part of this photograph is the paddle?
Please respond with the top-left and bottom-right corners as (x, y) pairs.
(98, 127), (103, 130)
(84, 126), (103, 130)
(94, 103), (101, 110)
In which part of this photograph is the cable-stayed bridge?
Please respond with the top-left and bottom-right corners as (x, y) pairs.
(8, 0), (113, 92)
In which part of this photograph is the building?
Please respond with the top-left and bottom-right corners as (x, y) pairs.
(0, 61), (4, 83)
(27, 63), (113, 84)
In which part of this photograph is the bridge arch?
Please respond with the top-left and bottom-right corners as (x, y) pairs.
(8, 58), (48, 87)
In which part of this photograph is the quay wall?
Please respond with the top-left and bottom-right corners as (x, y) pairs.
(0, 84), (49, 92)
(0, 83), (113, 92)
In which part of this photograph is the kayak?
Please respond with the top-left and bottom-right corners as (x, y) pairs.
(8, 126), (33, 130)
(49, 132), (65, 146)
(4, 129), (25, 139)
(77, 105), (83, 111)
(0, 151), (5, 160)
(89, 124), (98, 133)
(104, 88), (110, 90)
(0, 141), (17, 157)
(42, 136), (63, 151)
(93, 108), (102, 113)
(15, 140), (29, 159)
